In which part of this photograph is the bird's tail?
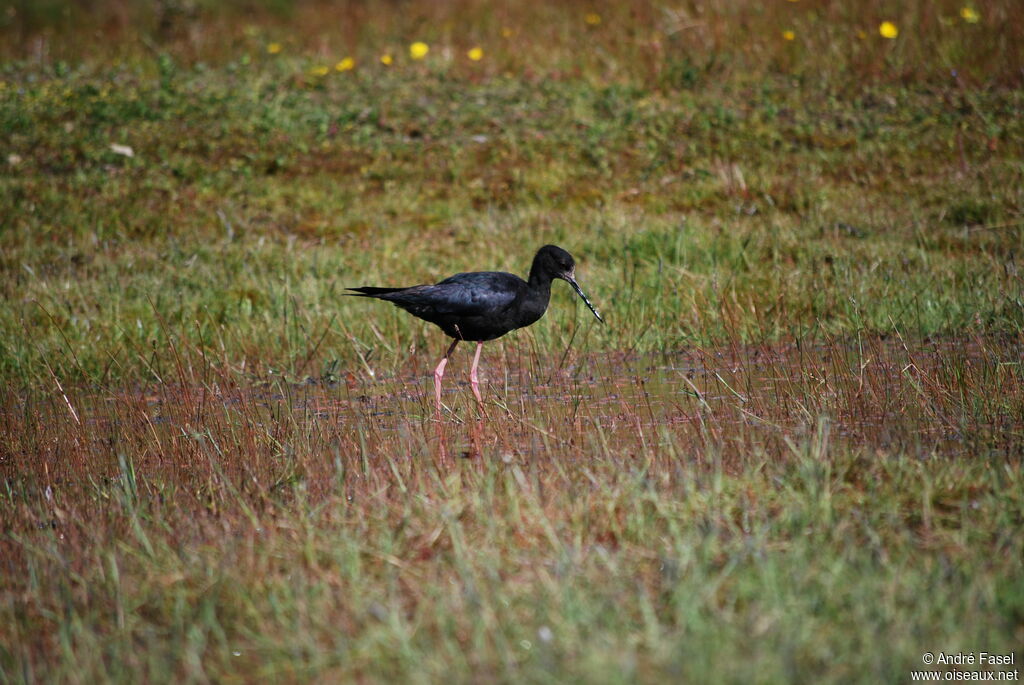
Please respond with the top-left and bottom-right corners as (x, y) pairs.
(346, 286), (410, 297)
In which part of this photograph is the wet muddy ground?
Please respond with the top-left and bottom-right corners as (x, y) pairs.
(3, 335), (1021, 508)
(18, 334), (1012, 492)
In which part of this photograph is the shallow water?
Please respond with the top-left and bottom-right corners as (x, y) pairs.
(201, 334), (1023, 463)
(6, 335), (1021, 484)
(3, 334), (1022, 534)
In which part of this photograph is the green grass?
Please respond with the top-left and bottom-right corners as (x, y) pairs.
(2, 60), (1021, 386)
(2, 1), (1023, 682)
(6, 442), (1022, 682)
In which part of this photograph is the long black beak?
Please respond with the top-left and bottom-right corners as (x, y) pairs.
(566, 275), (605, 323)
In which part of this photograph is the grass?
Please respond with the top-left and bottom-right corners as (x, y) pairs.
(2, 63), (1021, 386)
(3, 337), (1022, 681)
(2, 0), (1023, 682)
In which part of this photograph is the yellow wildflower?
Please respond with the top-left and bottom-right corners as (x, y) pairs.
(309, 65), (329, 76)
(584, 13), (602, 26)
(380, 54), (393, 66)
(501, 27), (514, 38)
(335, 57), (355, 72)
(782, 30), (795, 41)
(467, 46), (483, 61)
(879, 21), (898, 38)
(409, 42), (429, 60)
(960, 6), (980, 23)
(267, 42), (282, 55)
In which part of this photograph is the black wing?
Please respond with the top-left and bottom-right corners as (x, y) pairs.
(407, 271), (522, 316)
(348, 271), (522, 317)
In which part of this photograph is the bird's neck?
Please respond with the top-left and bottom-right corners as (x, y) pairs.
(525, 265), (554, 318)
(527, 263), (555, 291)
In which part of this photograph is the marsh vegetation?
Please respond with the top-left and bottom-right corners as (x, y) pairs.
(2, 1), (1022, 681)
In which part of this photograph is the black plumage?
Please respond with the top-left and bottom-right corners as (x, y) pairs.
(348, 245), (603, 410)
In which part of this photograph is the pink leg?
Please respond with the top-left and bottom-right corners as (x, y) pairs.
(469, 341), (485, 407)
(434, 340), (459, 413)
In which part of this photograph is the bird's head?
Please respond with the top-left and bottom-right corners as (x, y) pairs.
(535, 245), (604, 323)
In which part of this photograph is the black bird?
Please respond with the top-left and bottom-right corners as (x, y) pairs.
(348, 245), (604, 411)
